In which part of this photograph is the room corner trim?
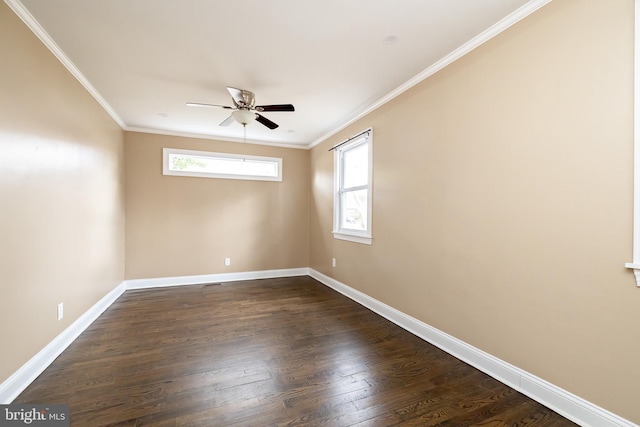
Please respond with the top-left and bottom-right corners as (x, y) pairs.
(308, 269), (638, 427)
(0, 281), (127, 404)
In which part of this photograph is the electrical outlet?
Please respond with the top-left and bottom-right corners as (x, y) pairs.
(225, 257), (231, 266)
(57, 303), (64, 321)
(332, 258), (336, 268)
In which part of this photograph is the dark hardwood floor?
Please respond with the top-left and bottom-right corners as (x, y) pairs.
(14, 276), (577, 426)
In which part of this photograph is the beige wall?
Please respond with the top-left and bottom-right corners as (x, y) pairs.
(311, 0), (639, 423)
(3, 0), (639, 423)
(124, 132), (309, 279)
(0, 3), (125, 384)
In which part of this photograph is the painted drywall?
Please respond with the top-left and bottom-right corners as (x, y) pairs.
(124, 132), (309, 279)
(0, 2), (125, 385)
(310, 0), (639, 423)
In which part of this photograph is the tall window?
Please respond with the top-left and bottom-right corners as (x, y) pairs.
(333, 129), (373, 244)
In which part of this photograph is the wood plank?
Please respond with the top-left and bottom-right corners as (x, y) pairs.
(13, 276), (577, 426)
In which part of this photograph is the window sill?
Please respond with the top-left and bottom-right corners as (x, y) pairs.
(333, 232), (372, 245)
(625, 263), (640, 286)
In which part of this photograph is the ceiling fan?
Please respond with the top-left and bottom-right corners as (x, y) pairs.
(187, 87), (294, 129)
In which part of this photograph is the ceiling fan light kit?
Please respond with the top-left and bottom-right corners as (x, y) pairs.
(187, 86), (295, 130)
(231, 109), (256, 126)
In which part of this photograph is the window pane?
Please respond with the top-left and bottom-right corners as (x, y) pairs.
(341, 189), (368, 230)
(169, 153), (278, 177)
(343, 142), (368, 188)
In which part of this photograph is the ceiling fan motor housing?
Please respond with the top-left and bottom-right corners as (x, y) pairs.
(232, 88), (256, 109)
(187, 86), (294, 130)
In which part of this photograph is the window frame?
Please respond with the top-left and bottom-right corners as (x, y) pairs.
(162, 147), (282, 182)
(333, 129), (373, 245)
(625, 0), (640, 286)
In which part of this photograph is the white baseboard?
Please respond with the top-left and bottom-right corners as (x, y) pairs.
(3, 269), (637, 427)
(124, 267), (310, 289)
(0, 268), (309, 404)
(0, 281), (127, 404)
(308, 269), (638, 427)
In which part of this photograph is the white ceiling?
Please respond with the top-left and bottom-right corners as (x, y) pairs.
(9, 0), (548, 148)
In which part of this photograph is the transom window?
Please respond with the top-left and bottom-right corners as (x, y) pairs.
(163, 148), (282, 182)
(333, 129), (373, 245)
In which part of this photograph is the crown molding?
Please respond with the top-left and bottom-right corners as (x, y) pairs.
(307, 0), (554, 149)
(6, 0), (552, 151)
(4, 0), (126, 129)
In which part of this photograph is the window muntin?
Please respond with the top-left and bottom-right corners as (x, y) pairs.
(333, 130), (372, 244)
(163, 148), (282, 182)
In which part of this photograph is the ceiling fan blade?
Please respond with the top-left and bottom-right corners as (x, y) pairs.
(255, 114), (279, 130)
(227, 87), (255, 108)
(219, 115), (235, 126)
(186, 102), (233, 109)
(255, 104), (295, 112)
